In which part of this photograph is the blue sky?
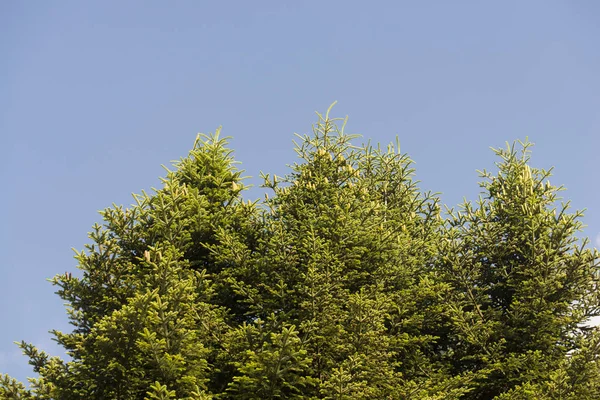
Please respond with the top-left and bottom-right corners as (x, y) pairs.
(1, 1), (599, 383)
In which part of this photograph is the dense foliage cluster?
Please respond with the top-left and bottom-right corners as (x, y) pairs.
(2, 107), (600, 399)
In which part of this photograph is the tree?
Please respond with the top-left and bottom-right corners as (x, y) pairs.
(438, 140), (600, 398)
(2, 107), (599, 399)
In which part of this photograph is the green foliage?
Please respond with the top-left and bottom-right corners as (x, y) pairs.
(0, 374), (32, 400)
(224, 321), (315, 399)
(438, 140), (600, 398)
(2, 107), (599, 399)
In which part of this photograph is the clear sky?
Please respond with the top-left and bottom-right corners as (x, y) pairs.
(1, 1), (599, 383)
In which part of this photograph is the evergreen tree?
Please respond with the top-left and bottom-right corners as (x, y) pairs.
(438, 140), (600, 398)
(208, 105), (453, 398)
(1, 108), (599, 399)
(1, 132), (248, 399)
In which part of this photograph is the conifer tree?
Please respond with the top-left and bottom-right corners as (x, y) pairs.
(1, 132), (249, 399)
(438, 140), (600, 398)
(1, 108), (599, 399)
(208, 105), (463, 398)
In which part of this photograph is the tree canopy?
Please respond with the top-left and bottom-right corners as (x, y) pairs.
(2, 106), (600, 399)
